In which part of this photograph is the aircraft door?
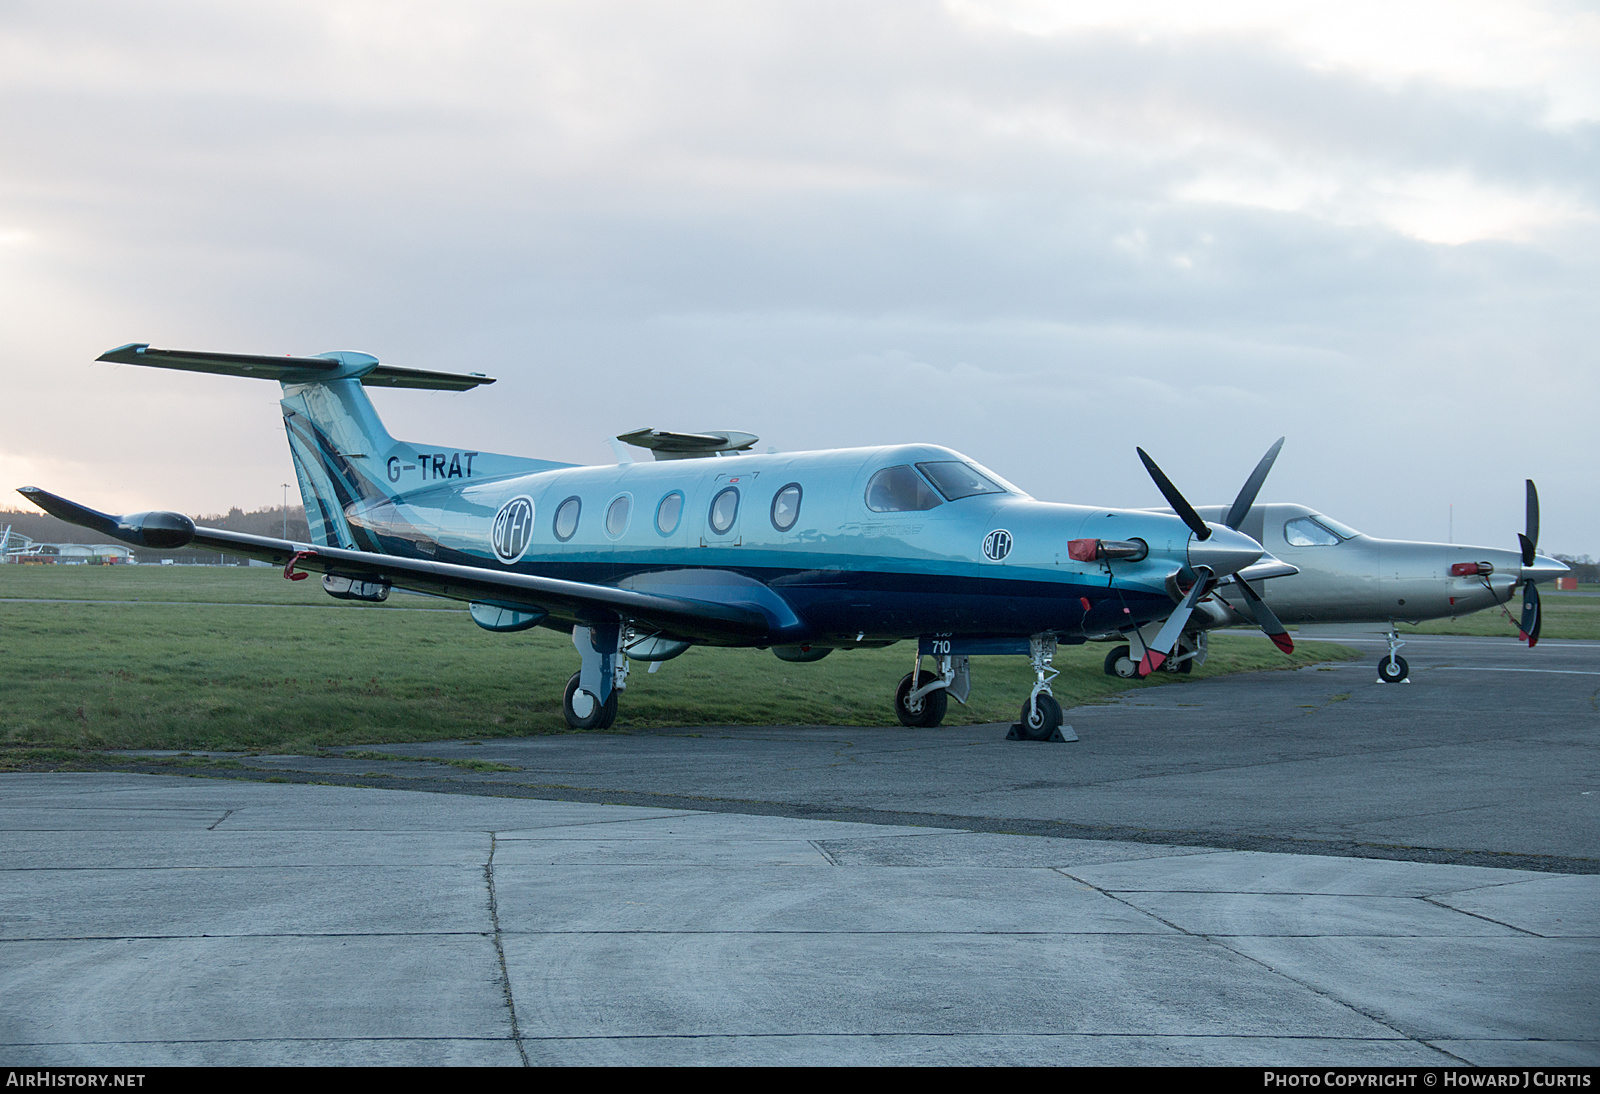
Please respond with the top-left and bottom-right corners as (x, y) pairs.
(699, 470), (750, 548)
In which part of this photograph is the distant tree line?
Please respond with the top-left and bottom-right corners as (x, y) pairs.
(0, 504), (311, 564)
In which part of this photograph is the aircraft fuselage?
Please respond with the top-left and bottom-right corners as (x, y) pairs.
(344, 443), (1202, 647)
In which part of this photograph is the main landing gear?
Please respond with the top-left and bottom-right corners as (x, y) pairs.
(1377, 628), (1409, 684)
(1102, 629), (1203, 679)
(894, 646), (970, 727)
(563, 623), (629, 730)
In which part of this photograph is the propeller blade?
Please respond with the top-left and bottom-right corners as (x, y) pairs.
(1138, 567), (1213, 675)
(1234, 578), (1294, 655)
(1225, 437), (1285, 531)
(1523, 480), (1540, 566)
(1520, 581), (1541, 648)
(1137, 448), (1210, 541)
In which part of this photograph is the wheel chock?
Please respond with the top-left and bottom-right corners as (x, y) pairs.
(1005, 722), (1078, 743)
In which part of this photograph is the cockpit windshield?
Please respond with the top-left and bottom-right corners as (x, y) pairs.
(915, 461), (1006, 502)
(1284, 515), (1358, 546)
(1312, 514), (1362, 539)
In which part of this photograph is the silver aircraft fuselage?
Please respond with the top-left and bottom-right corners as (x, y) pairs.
(1194, 503), (1567, 627)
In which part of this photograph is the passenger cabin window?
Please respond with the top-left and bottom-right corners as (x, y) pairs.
(708, 487), (740, 534)
(916, 461), (1006, 502)
(553, 496), (581, 541)
(865, 465), (942, 513)
(1284, 517), (1342, 547)
(605, 496), (631, 537)
(656, 492), (683, 535)
(771, 483), (802, 532)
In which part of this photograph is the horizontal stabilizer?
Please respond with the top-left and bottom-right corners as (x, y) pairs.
(17, 487), (195, 549)
(96, 344), (495, 392)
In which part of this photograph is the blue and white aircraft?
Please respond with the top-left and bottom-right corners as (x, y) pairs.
(20, 344), (1299, 739)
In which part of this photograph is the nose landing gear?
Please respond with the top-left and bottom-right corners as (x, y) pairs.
(1007, 635), (1077, 743)
(1376, 628), (1409, 684)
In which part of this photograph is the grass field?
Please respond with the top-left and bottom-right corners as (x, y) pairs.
(0, 564), (1361, 755)
(1400, 587), (1600, 640)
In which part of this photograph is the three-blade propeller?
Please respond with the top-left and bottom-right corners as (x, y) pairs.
(1135, 439), (1292, 675)
(1519, 479), (1542, 647)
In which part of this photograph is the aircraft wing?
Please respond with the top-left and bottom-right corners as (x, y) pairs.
(17, 487), (771, 643)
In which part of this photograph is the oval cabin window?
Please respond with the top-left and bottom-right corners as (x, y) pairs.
(708, 487), (740, 534)
(605, 496), (631, 537)
(553, 496), (581, 542)
(656, 492), (683, 535)
(771, 483), (802, 532)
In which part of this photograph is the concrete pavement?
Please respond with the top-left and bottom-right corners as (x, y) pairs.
(2, 773), (1595, 1065)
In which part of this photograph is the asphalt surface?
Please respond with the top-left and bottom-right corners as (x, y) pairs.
(142, 632), (1600, 871)
(3, 632), (1596, 1065)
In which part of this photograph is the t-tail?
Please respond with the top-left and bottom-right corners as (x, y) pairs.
(97, 344), (569, 550)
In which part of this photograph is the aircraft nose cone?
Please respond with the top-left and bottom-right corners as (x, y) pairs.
(1523, 554), (1570, 584)
(1188, 524), (1264, 575)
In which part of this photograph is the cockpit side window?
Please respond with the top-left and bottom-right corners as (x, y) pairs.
(915, 461), (1005, 501)
(865, 465), (943, 513)
(1284, 516), (1342, 547)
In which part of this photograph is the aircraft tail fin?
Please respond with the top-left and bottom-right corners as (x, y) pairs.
(99, 343), (568, 551)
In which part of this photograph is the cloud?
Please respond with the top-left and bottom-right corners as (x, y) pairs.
(0, 1), (1595, 551)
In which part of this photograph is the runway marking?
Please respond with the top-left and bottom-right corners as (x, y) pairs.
(1434, 667), (1600, 676)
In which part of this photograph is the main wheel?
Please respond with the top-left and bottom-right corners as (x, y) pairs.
(1103, 645), (1138, 679)
(894, 670), (948, 728)
(1018, 692), (1063, 741)
(564, 671), (618, 729)
(1377, 655), (1409, 683)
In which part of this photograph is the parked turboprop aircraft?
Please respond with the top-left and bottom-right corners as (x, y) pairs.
(21, 343), (1302, 737)
(1101, 440), (1568, 683)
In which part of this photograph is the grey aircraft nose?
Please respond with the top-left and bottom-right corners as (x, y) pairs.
(1188, 523), (1264, 576)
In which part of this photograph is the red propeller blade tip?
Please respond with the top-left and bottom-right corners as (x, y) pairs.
(1138, 651), (1165, 676)
(1270, 633), (1294, 655)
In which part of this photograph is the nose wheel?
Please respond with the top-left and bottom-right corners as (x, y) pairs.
(1017, 691), (1063, 741)
(1376, 629), (1409, 684)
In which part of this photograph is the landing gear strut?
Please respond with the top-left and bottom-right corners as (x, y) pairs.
(564, 623), (629, 729)
(1377, 628), (1409, 684)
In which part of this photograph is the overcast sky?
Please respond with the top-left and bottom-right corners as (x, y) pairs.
(3, 1), (1596, 554)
